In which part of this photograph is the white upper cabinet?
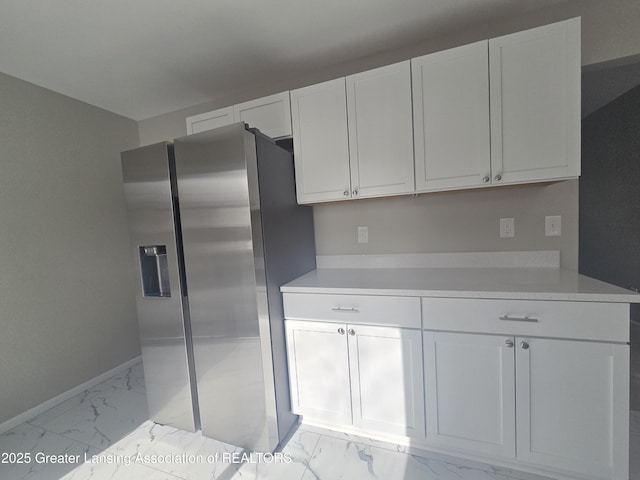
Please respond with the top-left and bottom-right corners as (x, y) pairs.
(346, 61), (415, 198)
(291, 62), (414, 204)
(186, 91), (292, 138)
(190, 18), (581, 202)
(413, 18), (580, 193)
(233, 91), (292, 138)
(412, 41), (491, 192)
(290, 78), (352, 204)
(186, 106), (235, 135)
(489, 18), (581, 185)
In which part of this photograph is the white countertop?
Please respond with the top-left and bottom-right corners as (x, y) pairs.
(281, 267), (640, 303)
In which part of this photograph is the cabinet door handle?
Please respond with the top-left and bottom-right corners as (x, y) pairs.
(494, 174), (502, 181)
(352, 189), (358, 196)
(499, 315), (538, 323)
(348, 328), (356, 336)
(343, 190), (349, 196)
(505, 340), (514, 348)
(331, 307), (359, 313)
(483, 176), (490, 183)
(337, 328), (345, 335)
(520, 341), (530, 350)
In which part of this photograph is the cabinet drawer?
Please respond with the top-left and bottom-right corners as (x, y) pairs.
(422, 298), (628, 342)
(283, 293), (421, 329)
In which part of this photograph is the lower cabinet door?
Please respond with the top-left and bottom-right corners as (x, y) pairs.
(348, 325), (425, 438)
(516, 338), (629, 480)
(285, 320), (352, 424)
(423, 331), (516, 457)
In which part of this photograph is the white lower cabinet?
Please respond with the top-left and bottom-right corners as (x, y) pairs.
(285, 320), (352, 425)
(424, 330), (629, 480)
(515, 338), (629, 480)
(285, 319), (425, 439)
(349, 324), (425, 438)
(423, 332), (516, 457)
(284, 291), (629, 480)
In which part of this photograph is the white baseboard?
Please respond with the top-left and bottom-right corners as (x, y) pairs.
(0, 355), (142, 435)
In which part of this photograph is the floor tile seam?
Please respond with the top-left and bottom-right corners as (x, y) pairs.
(24, 384), (142, 429)
(104, 426), (176, 458)
(405, 449), (523, 478)
(299, 431), (323, 480)
(17, 421), (79, 446)
(13, 423), (97, 457)
(93, 382), (147, 395)
(303, 437), (540, 480)
(138, 460), (189, 479)
(24, 392), (100, 428)
(296, 466), (310, 480)
(394, 445), (541, 480)
(101, 384), (147, 395)
(304, 428), (408, 457)
(26, 390), (148, 441)
(49, 428), (99, 451)
(309, 430), (534, 480)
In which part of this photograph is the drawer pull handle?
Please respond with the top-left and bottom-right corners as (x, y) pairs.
(331, 307), (359, 313)
(499, 315), (539, 323)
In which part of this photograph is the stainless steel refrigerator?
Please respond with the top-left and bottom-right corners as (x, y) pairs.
(121, 123), (316, 451)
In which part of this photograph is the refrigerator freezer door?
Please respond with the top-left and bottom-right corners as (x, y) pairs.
(174, 123), (275, 451)
(121, 143), (198, 432)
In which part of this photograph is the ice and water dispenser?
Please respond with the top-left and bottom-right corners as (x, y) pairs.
(139, 245), (171, 297)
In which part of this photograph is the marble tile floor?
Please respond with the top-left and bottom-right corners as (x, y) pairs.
(0, 362), (638, 480)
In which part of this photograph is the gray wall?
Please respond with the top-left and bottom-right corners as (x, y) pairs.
(136, 1), (640, 272)
(0, 72), (140, 424)
(580, 84), (640, 289)
(580, 83), (640, 411)
(579, 84), (640, 409)
(138, 4), (609, 270)
(139, 0), (640, 146)
(314, 181), (578, 268)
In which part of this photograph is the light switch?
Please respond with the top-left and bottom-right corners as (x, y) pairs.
(500, 218), (515, 238)
(357, 226), (369, 244)
(545, 216), (561, 237)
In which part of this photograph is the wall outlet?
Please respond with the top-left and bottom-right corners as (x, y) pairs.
(545, 215), (561, 237)
(500, 218), (515, 238)
(357, 226), (369, 244)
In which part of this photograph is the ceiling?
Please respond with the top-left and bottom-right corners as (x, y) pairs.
(0, 0), (571, 121)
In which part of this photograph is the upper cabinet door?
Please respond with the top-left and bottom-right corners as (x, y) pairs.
(489, 18), (580, 185)
(346, 61), (415, 198)
(233, 92), (292, 138)
(186, 106), (235, 135)
(412, 42), (491, 192)
(291, 78), (352, 204)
